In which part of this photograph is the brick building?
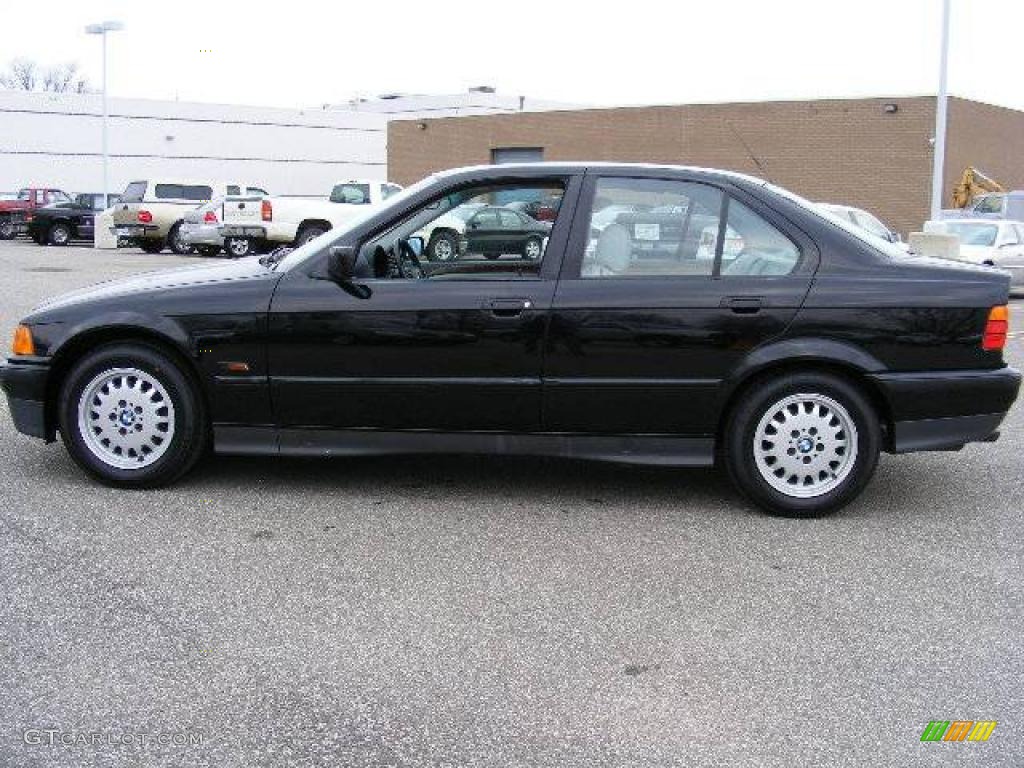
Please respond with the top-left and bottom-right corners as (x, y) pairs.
(388, 96), (1024, 236)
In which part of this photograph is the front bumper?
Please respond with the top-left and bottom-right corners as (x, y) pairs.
(0, 359), (52, 441)
(870, 367), (1021, 452)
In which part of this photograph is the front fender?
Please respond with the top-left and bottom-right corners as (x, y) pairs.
(46, 311), (193, 361)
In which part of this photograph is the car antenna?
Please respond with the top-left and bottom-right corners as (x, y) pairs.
(727, 122), (774, 184)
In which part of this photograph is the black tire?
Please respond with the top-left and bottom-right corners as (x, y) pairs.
(224, 236), (253, 258)
(295, 225), (327, 246)
(168, 222), (193, 255)
(426, 230), (458, 262)
(723, 372), (880, 518)
(58, 343), (207, 488)
(523, 235), (544, 261)
(139, 238), (165, 254)
(47, 222), (72, 246)
(0, 216), (15, 240)
(197, 245), (222, 257)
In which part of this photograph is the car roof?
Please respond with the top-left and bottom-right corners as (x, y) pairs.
(932, 218), (1010, 225)
(431, 162), (768, 187)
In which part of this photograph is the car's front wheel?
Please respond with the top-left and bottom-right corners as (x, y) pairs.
(58, 343), (206, 488)
(48, 222), (72, 246)
(0, 216), (15, 240)
(723, 372), (880, 517)
(427, 231), (458, 261)
(523, 236), (544, 261)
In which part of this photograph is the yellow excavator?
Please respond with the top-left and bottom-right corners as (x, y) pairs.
(951, 167), (1004, 209)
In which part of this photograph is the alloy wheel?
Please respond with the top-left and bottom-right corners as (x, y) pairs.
(753, 392), (858, 498)
(77, 367), (176, 470)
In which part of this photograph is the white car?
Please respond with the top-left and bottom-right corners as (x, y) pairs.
(818, 203), (904, 246)
(924, 218), (1024, 294)
(220, 179), (402, 253)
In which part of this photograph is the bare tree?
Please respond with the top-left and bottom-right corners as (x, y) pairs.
(1, 58), (91, 93)
(0, 58), (39, 91)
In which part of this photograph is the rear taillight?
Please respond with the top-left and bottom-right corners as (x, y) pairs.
(203, 210), (218, 224)
(982, 305), (1009, 351)
(261, 199), (272, 222)
(137, 210), (153, 224)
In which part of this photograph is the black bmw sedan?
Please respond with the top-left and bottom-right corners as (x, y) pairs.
(1, 163), (1019, 517)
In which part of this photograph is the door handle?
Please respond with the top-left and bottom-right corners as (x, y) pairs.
(721, 296), (765, 314)
(483, 298), (533, 317)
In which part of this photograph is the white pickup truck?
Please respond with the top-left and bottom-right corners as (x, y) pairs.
(219, 180), (402, 256)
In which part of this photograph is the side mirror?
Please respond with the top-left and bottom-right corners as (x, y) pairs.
(407, 236), (424, 257)
(327, 244), (358, 282)
(890, 232), (903, 244)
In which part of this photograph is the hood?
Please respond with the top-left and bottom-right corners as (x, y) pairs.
(31, 256), (272, 316)
(957, 245), (996, 263)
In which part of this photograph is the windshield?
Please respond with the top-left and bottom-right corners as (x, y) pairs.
(942, 222), (998, 247)
(764, 183), (907, 257)
(274, 177), (438, 272)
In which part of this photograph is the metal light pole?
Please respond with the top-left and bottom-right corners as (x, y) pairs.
(930, 0), (951, 220)
(85, 20), (124, 202)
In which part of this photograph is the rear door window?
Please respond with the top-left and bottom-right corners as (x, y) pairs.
(580, 177), (724, 277)
(154, 184), (184, 200)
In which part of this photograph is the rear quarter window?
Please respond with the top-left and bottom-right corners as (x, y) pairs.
(121, 182), (147, 203)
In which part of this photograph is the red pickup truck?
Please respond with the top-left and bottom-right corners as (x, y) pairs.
(0, 188), (74, 239)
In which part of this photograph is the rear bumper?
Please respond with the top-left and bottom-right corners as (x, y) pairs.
(181, 223), (222, 247)
(0, 359), (53, 440)
(221, 224), (267, 239)
(113, 224), (160, 239)
(870, 367), (1021, 452)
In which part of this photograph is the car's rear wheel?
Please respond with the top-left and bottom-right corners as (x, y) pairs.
(139, 238), (165, 254)
(48, 222), (72, 246)
(295, 225), (327, 246)
(723, 372), (880, 517)
(58, 343), (206, 488)
(0, 216), (15, 239)
(427, 230), (458, 261)
(168, 222), (193, 255)
(225, 236), (253, 258)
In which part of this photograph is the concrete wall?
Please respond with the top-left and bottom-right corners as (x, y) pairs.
(1, 91), (387, 198)
(390, 96), (1024, 237)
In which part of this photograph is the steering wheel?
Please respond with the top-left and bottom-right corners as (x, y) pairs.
(394, 237), (425, 279)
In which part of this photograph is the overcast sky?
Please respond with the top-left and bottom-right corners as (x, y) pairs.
(2, 0), (1021, 111)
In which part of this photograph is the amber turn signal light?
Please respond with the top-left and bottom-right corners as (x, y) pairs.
(982, 305), (1009, 351)
(12, 324), (35, 356)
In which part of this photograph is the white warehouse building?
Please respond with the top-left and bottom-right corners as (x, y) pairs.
(0, 88), (575, 198)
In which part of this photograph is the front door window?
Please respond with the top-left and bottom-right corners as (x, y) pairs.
(357, 182), (564, 276)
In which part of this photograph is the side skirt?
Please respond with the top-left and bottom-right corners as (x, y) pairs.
(213, 425), (715, 467)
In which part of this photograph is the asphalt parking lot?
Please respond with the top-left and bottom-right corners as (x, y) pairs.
(0, 238), (1021, 767)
